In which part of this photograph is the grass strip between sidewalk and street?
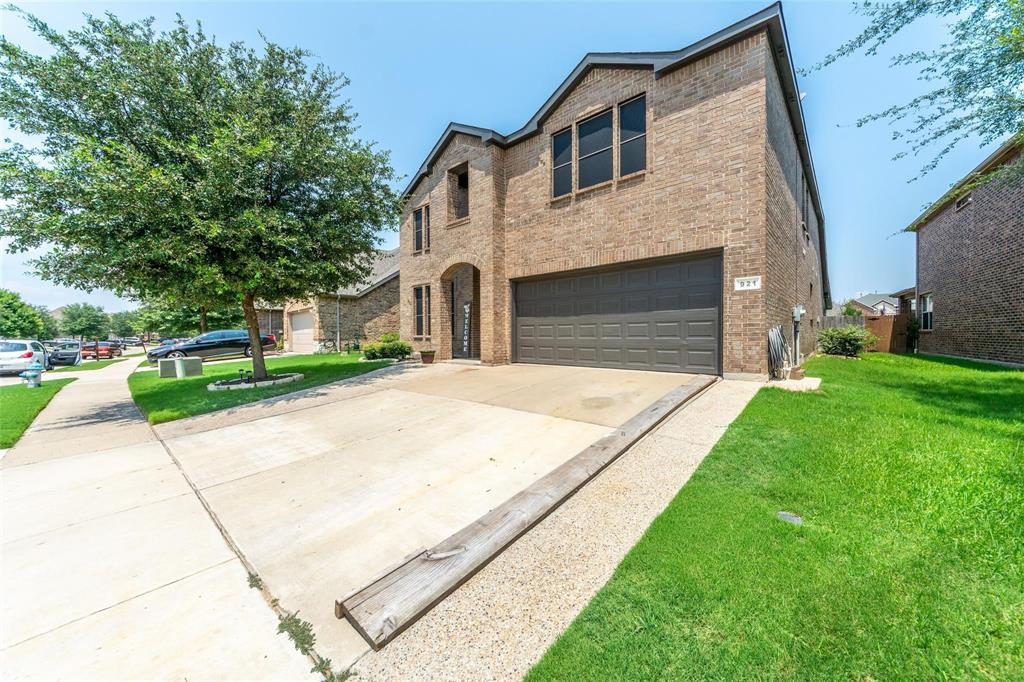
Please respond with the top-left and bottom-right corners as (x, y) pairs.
(527, 353), (1023, 681)
(128, 351), (390, 424)
(0, 378), (77, 448)
(50, 358), (126, 372)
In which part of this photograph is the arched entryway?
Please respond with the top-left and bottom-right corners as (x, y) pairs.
(439, 262), (481, 360)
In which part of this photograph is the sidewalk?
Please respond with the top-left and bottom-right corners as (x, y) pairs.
(0, 359), (312, 680)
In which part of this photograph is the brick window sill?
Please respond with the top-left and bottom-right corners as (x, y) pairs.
(412, 248), (430, 256)
(574, 179), (614, 197)
(413, 336), (432, 341)
(617, 169), (646, 184)
(447, 217), (471, 228)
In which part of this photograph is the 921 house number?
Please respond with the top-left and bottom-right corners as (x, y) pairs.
(734, 276), (762, 291)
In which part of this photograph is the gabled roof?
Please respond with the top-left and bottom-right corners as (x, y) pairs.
(404, 3), (822, 219)
(336, 247), (400, 298)
(403, 2), (829, 305)
(856, 294), (898, 309)
(904, 136), (1022, 232)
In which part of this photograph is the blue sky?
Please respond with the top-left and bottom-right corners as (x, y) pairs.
(0, 0), (1000, 312)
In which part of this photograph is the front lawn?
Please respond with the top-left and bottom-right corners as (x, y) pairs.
(528, 354), (1024, 680)
(50, 358), (126, 372)
(0, 378), (76, 448)
(128, 352), (390, 424)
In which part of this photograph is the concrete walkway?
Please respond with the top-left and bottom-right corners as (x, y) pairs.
(0, 359), (313, 680)
(352, 379), (761, 681)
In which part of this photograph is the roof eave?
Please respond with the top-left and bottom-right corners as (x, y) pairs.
(904, 135), (1023, 232)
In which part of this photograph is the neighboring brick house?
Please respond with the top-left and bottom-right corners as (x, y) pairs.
(905, 138), (1023, 366)
(400, 4), (829, 378)
(851, 294), (899, 316)
(259, 248), (400, 353)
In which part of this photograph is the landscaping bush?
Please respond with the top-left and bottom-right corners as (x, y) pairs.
(817, 325), (878, 357)
(362, 333), (411, 361)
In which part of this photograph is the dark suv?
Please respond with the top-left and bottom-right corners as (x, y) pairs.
(146, 330), (276, 363)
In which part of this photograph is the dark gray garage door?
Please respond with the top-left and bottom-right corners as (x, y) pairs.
(513, 256), (721, 374)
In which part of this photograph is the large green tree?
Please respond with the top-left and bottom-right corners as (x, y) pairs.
(108, 309), (140, 338)
(0, 288), (43, 337)
(136, 299), (243, 338)
(0, 9), (401, 379)
(809, 0), (1024, 185)
(60, 302), (108, 340)
(33, 305), (60, 339)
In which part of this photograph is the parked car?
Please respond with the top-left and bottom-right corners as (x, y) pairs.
(48, 341), (82, 366)
(122, 337), (141, 346)
(0, 339), (50, 374)
(146, 330), (276, 363)
(81, 341), (123, 359)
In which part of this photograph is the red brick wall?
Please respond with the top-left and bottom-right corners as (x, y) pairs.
(916, 154), (1023, 365)
(400, 30), (826, 376)
(764, 52), (825, 359)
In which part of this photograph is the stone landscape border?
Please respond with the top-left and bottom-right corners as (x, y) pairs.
(207, 373), (304, 392)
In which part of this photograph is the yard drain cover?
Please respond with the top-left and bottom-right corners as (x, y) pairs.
(777, 511), (804, 526)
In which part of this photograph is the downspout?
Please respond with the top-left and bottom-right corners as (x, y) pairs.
(335, 294), (341, 353)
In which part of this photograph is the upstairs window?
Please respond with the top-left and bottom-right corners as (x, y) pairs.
(619, 95), (646, 176)
(413, 206), (430, 252)
(577, 109), (613, 190)
(920, 293), (933, 331)
(955, 193), (972, 211)
(449, 164), (469, 220)
(414, 285), (431, 337)
(552, 129), (572, 197)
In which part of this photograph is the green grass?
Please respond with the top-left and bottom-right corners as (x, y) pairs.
(50, 358), (126, 372)
(0, 378), (76, 448)
(528, 354), (1024, 681)
(128, 352), (390, 424)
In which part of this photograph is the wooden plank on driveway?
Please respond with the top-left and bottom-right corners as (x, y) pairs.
(338, 374), (718, 649)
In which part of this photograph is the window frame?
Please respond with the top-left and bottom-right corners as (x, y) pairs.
(954, 193), (972, 211)
(449, 164), (469, 222)
(551, 127), (573, 198)
(413, 207), (424, 252)
(575, 108), (614, 191)
(617, 94), (647, 177)
(919, 293), (933, 331)
(413, 284), (431, 338)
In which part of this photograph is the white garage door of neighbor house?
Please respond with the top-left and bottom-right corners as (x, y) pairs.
(289, 311), (315, 353)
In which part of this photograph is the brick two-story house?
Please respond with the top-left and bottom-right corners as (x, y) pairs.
(400, 3), (829, 379)
(905, 137), (1023, 366)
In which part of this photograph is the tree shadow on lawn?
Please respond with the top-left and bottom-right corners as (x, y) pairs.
(869, 356), (1023, 437)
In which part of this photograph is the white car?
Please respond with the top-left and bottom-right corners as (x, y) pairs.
(0, 339), (51, 375)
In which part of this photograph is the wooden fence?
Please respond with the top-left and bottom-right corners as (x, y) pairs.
(820, 314), (909, 353)
(821, 315), (864, 329)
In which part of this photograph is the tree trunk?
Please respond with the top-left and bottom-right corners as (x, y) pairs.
(242, 292), (268, 380)
(199, 306), (209, 334)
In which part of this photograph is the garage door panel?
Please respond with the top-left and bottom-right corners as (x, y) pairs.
(515, 256), (721, 374)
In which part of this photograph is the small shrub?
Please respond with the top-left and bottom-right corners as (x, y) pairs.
(247, 572), (263, 590)
(363, 334), (411, 360)
(817, 325), (878, 357)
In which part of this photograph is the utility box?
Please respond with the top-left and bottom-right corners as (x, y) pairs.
(158, 359), (177, 378)
(174, 357), (203, 378)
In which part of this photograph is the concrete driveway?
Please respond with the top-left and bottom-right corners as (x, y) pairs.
(157, 362), (694, 669)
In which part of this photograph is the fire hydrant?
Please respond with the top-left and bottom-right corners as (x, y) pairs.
(19, 361), (44, 388)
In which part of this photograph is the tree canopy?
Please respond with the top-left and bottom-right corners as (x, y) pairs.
(136, 300), (243, 338)
(33, 305), (61, 339)
(108, 310), (140, 338)
(0, 288), (43, 338)
(809, 0), (1023, 184)
(60, 302), (108, 340)
(0, 8), (402, 378)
